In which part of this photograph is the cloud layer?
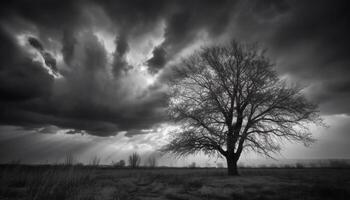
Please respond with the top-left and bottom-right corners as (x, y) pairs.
(0, 0), (349, 137)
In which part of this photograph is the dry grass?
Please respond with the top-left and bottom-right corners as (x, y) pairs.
(1, 166), (350, 200)
(0, 165), (94, 200)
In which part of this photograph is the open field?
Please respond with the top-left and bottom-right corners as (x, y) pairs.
(1, 166), (350, 200)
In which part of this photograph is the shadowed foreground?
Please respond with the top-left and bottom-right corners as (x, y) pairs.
(1, 166), (349, 200)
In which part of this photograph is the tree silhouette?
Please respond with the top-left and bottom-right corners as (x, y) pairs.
(163, 40), (322, 176)
(128, 152), (141, 168)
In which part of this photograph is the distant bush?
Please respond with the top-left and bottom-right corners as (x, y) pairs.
(112, 160), (126, 168)
(75, 162), (84, 167)
(188, 162), (196, 168)
(128, 152), (141, 168)
(9, 159), (21, 165)
(328, 160), (350, 168)
(295, 162), (305, 169)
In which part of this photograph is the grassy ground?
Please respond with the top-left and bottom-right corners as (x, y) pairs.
(0, 166), (349, 200)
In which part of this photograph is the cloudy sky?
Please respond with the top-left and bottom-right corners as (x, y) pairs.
(0, 0), (349, 166)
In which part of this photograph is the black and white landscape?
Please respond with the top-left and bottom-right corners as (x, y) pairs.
(0, 0), (349, 199)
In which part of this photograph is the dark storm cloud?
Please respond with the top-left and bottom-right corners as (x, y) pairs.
(37, 126), (60, 134)
(0, 23), (168, 136)
(147, 46), (167, 74)
(0, 28), (54, 102)
(115, 34), (129, 56)
(28, 37), (44, 51)
(94, 0), (236, 72)
(112, 33), (132, 76)
(266, 1), (350, 114)
(145, 0), (235, 72)
(66, 129), (85, 135)
(94, 0), (168, 34)
(0, 0), (349, 137)
(61, 30), (77, 66)
(42, 52), (57, 72)
(27, 36), (58, 72)
(219, 0), (350, 115)
(0, 0), (170, 136)
(0, 0), (84, 29)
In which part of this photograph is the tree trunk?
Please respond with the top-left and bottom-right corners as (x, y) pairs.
(226, 157), (239, 176)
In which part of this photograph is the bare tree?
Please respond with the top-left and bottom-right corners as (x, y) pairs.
(128, 152), (141, 168)
(163, 40), (323, 176)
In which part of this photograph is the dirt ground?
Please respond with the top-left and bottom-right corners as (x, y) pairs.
(1, 166), (350, 200)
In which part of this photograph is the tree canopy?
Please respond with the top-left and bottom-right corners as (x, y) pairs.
(163, 40), (323, 175)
